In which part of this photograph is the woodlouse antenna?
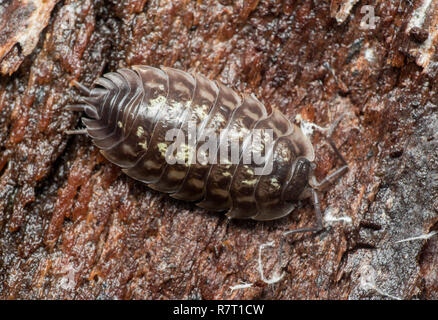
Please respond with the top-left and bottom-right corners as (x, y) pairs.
(284, 115), (349, 236)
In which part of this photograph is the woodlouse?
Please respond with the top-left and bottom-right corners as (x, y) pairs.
(67, 65), (348, 234)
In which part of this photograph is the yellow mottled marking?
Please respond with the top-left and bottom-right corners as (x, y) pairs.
(192, 104), (209, 121)
(211, 113), (225, 128)
(242, 178), (257, 186)
(270, 177), (281, 190)
(157, 143), (168, 157)
(149, 95), (166, 108)
(136, 126), (144, 137)
(175, 143), (195, 166)
(138, 140), (148, 150)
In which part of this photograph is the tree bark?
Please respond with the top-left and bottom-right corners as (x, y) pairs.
(0, 0), (437, 299)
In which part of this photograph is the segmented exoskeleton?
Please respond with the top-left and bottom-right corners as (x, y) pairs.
(67, 66), (348, 234)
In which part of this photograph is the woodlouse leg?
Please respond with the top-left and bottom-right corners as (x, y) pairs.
(65, 104), (90, 135)
(283, 189), (323, 236)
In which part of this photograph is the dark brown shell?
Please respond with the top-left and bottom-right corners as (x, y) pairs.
(70, 66), (315, 221)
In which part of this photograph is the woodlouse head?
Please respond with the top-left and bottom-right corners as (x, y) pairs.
(283, 157), (312, 202)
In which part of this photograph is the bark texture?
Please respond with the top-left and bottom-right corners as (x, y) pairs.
(0, 0), (437, 299)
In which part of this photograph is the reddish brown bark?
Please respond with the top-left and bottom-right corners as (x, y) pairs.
(0, 0), (437, 299)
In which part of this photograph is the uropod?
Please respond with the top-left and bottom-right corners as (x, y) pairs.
(67, 65), (348, 235)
